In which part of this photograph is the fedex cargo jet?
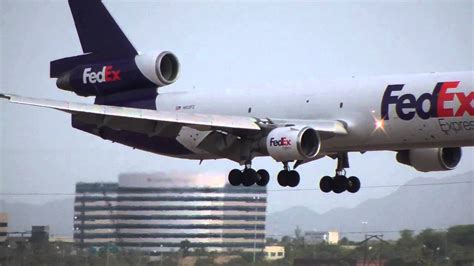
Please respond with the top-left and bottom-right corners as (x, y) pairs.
(1, 0), (473, 194)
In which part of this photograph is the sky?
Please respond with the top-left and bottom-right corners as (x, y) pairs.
(0, 0), (473, 215)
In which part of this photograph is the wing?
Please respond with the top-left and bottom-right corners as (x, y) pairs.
(1, 94), (261, 133)
(1, 93), (347, 135)
(1, 94), (348, 161)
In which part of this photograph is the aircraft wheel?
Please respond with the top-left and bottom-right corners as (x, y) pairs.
(242, 168), (258, 187)
(287, 170), (300, 187)
(277, 170), (289, 187)
(332, 175), (347, 194)
(347, 176), (361, 193)
(256, 169), (270, 186)
(228, 169), (242, 186)
(320, 176), (333, 193)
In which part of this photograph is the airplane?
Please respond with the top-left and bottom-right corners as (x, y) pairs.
(1, 0), (473, 194)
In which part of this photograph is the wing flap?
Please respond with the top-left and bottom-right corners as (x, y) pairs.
(74, 112), (182, 138)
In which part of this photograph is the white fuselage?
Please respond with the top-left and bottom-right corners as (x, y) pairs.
(154, 71), (473, 159)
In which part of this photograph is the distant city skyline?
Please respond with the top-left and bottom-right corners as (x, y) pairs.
(1, 0), (473, 215)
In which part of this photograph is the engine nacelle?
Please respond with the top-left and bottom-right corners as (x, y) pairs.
(135, 52), (180, 87)
(396, 147), (462, 172)
(266, 126), (321, 162)
(55, 51), (180, 97)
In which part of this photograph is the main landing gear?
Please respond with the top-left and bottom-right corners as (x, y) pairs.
(277, 162), (300, 187)
(227, 153), (362, 193)
(228, 167), (270, 187)
(228, 162), (301, 188)
(319, 153), (361, 194)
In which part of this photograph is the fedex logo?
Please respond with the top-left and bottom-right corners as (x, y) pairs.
(270, 137), (292, 146)
(83, 66), (121, 84)
(381, 81), (473, 121)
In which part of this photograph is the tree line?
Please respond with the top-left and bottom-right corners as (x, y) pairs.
(0, 224), (473, 265)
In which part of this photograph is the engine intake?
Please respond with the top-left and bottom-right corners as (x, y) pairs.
(266, 126), (321, 162)
(396, 147), (462, 172)
(157, 52), (179, 85)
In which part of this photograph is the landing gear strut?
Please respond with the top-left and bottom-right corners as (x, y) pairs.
(228, 164), (270, 187)
(319, 153), (361, 194)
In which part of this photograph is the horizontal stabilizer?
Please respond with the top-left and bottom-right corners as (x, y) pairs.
(50, 53), (104, 78)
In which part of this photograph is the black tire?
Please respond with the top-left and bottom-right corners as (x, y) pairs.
(277, 170), (289, 187)
(332, 175), (347, 194)
(228, 169), (242, 186)
(242, 168), (257, 187)
(256, 169), (270, 186)
(347, 176), (361, 193)
(319, 176), (333, 193)
(287, 170), (300, 187)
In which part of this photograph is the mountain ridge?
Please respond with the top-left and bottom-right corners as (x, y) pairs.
(267, 171), (474, 239)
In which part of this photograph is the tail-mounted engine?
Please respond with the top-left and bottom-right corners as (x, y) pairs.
(53, 52), (180, 97)
(134, 52), (180, 87)
(265, 126), (321, 162)
(396, 147), (462, 172)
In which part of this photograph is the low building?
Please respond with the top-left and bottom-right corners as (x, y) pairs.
(304, 231), (325, 245)
(304, 230), (339, 245)
(0, 213), (7, 243)
(327, 231), (339, 245)
(31, 226), (49, 244)
(264, 245), (285, 260)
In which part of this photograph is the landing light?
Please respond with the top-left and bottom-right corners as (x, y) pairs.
(370, 116), (387, 136)
(375, 119), (384, 130)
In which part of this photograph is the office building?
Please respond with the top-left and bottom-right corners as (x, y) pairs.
(74, 172), (267, 253)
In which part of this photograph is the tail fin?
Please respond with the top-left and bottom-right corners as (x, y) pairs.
(50, 0), (137, 77)
(69, 0), (137, 56)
